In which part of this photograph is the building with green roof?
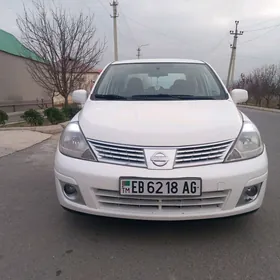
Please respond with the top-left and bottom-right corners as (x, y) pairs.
(0, 29), (42, 62)
(0, 29), (49, 108)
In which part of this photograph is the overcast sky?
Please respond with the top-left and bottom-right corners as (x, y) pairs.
(1, 0), (280, 80)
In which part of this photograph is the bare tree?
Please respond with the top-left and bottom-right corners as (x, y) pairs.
(259, 64), (278, 107)
(236, 64), (280, 108)
(17, 0), (106, 106)
(273, 64), (280, 108)
(251, 68), (265, 106)
(235, 72), (261, 105)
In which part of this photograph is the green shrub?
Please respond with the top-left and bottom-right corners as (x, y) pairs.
(21, 109), (44, 126)
(44, 107), (65, 124)
(0, 110), (8, 125)
(62, 104), (80, 120)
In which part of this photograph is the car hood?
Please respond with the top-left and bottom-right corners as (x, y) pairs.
(78, 100), (243, 146)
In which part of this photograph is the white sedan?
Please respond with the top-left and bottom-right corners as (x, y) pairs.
(54, 59), (268, 221)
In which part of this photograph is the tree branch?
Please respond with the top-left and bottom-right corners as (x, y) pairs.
(17, 0), (106, 105)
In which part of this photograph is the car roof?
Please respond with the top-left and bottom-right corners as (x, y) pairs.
(111, 58), (205, 65)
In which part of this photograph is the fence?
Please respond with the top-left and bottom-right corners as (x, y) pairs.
(0, 99), (52, 113)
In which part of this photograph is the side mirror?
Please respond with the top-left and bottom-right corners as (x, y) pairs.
(72, 89), (88, 105)
(230, 89), (248, 104)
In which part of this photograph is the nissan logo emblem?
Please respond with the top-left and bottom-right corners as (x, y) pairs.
(150, 152), (169, 167)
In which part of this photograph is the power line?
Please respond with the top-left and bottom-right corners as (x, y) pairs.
(123, 14), (188, 45)
(97, 0), (111, 15)
(240, 25), (280, 44)
(124, 15), (169, 37)
(238, 54), (265, 60)
(97, 1), (137, 60)
(208, 33), (228, 57)
(208, 0), (235, 58)
(242, 17), (279, 30)
(118, 8), (138, 45)
(244, 23), (280, 32)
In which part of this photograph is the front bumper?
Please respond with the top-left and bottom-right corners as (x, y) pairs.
(54, 147), (268, 221)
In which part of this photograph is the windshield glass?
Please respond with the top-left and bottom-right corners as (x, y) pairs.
(91, 63), (228, 100)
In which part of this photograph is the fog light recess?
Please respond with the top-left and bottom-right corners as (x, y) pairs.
(64, 184), (77, 196)
(237, 183), (262, 206)
(61, 182), (85, 205)
(245, 186), (258, 198)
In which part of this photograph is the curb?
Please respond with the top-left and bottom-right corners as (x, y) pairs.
(0, 121), (69, 134)
(6, 121), (25, 126)
(7, 109), (44, 117)
(238, 105), (280, 113)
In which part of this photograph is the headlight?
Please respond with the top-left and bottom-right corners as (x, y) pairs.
(59, 122), (97, 161)
(225, 121), (264, 162)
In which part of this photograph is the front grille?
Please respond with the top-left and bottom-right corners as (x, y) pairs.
(88, 140), (146, 167)
(88, 139), (234, 168)
(95, 188), (229, 213)
(174, 140), (233, 167)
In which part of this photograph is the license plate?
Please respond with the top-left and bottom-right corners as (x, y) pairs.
(119, 178), (202, 196)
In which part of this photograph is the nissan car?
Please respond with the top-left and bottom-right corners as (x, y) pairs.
(54, 59), (268, 221)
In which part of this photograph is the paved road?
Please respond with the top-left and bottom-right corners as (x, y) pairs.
(0, 108), (279, 280)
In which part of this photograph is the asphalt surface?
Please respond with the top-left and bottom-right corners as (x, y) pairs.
(0, 108), (279, 280)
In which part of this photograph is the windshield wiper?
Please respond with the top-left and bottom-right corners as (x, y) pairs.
(131, 94), (185, 100)
(94, 94), (128, 100)
(94, 94), (217, 100)
(171, 95), (217, 100)
(131, 94), (216, 100)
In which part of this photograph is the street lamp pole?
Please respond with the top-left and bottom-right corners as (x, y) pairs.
(137, 44), (149, 59)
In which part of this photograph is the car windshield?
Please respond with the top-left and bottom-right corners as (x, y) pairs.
(91, 62), (228, 100)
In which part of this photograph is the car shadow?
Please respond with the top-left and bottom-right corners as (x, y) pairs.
(63, 209), (258, 244)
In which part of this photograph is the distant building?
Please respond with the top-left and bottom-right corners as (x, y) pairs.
(83, 68), (102, 92)
(0, 29), (49, 105)
(0, 29), (102, 108)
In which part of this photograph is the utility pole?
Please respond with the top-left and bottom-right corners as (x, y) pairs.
(110, 1), (119, 61)
(226, 21), (244, 89)
(137, 44), (149, 59)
